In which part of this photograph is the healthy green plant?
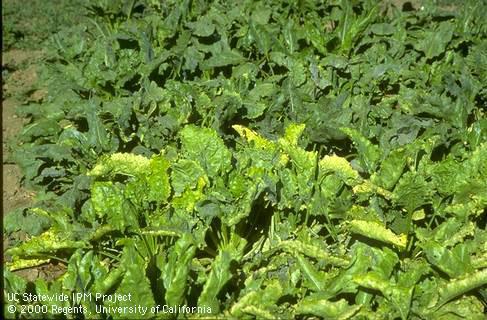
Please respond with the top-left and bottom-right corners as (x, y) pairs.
(4, 0), (487, 319)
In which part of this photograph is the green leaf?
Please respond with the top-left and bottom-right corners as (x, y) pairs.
(341, 127), (381, 173)
(370, 23), (395, 35)
(198, 233), (246, 312)
(422, 241), (473, 278)
(163, 234), (196, 306)
(92, 266), (126, 295)
(296, 254), (327, 291)
(353, 272), (413, 320)
(35, 278), (71, 313)
(171, 159), (206, 195)
(202, 48), (246, 69)
(21, 118), (61, 139)
(430, 296), (485, 320)
(4, 269), (28, 297)
(86, 101), (113, 151)
(105, 241), (155, 319)
(4, 208), (50, 235)
(415, 22), (454, 59)
(188, 16), (215, 37)
(393, 172), (432, 213)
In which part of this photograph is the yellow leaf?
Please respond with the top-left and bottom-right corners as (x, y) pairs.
(349, 220), (407, 250)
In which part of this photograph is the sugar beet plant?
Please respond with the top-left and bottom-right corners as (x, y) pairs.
(4, 0), (487, 319)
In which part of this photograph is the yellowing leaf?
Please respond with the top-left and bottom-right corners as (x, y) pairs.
(180, 125), (232, 176)
(353, 180), (393, 199)
(233, 124), (275, 150)
(283, 123), (306, 146)
(349, 220), (407, 250)
(412, 209), (426, 221)
(88, 152), (150, 177)
(7, 257), (50, 271)
(279, 240), (350, 267)
(436, 268), (487, 309)
(320, 155), (359, 183)
(146, 155), (171, 203)
(295, 297), (361, 319)
(6, 229), (87, 257)
(229, 280), (282, 319)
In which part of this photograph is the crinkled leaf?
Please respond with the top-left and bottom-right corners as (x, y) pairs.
(349, 220), (407, 250)
(6, 229), (86, 258)
(180, 125), (232, 176)
(295, 297), (361, 319)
